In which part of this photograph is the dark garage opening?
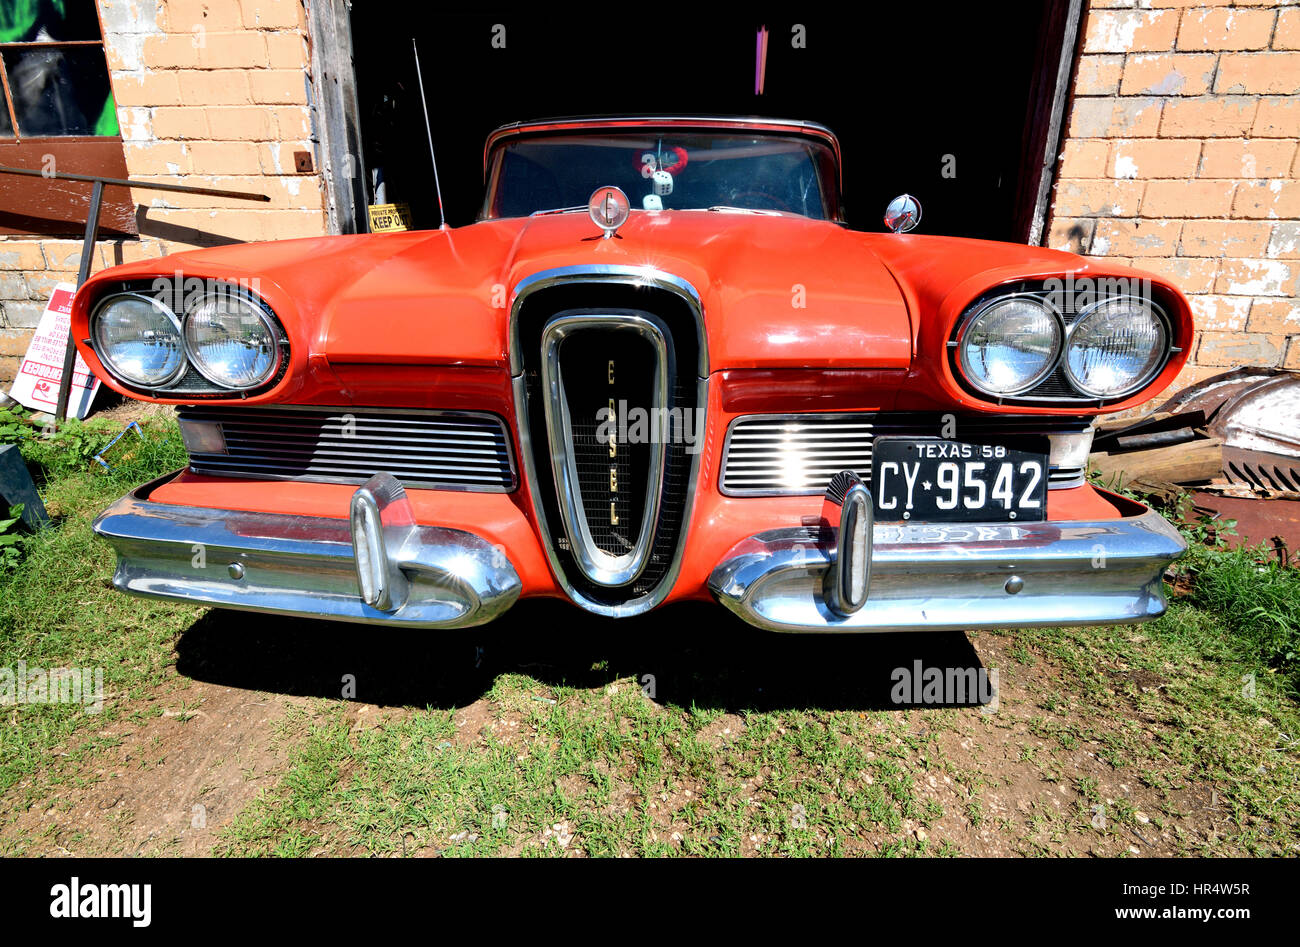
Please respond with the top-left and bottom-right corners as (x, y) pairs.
(348, 7), (1067, 240)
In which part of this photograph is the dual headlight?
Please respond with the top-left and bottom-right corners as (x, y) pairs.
(957, 293), (1168, 400)
(91, 288), (284, 391)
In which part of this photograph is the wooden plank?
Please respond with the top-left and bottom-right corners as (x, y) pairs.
(1090, 437), (1224, 488)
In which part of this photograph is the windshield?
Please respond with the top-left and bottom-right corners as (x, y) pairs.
(483, 130), (839, 220)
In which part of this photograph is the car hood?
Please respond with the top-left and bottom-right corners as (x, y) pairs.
(124, 211), (913, 374)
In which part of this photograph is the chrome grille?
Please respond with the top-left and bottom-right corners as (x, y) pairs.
(722, 415), (876, 495)
(180, 406), (515, 491)
(721, 413), (1086, 496)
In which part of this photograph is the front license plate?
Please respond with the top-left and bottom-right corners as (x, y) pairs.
(872, 436), (1049, 523)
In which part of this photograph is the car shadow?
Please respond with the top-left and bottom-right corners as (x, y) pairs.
(174, 599), (993, 714)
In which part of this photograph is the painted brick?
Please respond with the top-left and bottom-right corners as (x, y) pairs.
(1053, 180), (1145, 216)
(195, 32), (268, 69)
(0, 273), (28, 299)
(270, 106), (312, 139)
(1046, 218), (1097, 255)
(23, 273), (66, 301)
(0, 300), (45, 329)
(1180, 220), (1272, 258)
(1108, 138), (1200, 178)
(177, 69), (252, 104)
(1121, 53), (1216, 95)
(1198, 139), (1296, 178)
(1129, 256), (1219, 294)
(265, 30), (309, 69)
(261, 141), (308, 175)
(42, 240), (96, 271)
(151, 106), (209, 139)
(1141, 179), (1235, 217)
(1253, 97), (1300, 137)
(1277, 7), (1300, 51)
(1267, 222), (1300, 260)
(111, 71), (183, 107)
(1092, 218), (1182, 256)
(248, 70), (308, 105)
(1084, 9), (1179, 54)
(1190, 295), (1253, 332)
(1196, 331), (1281, 366)
(1233, 180), (1300, 219)
(160, 0), (245, 32)
(141, 33), (203, 69)
(1286, 340), (1300, 371)
(1214, 259), (1296, 296)
(1177, 7), (1276, 52)
(187, 141), (263, 174)
(0, 329), (36, 358)
(124, 141), (193, 176)
(0, 243), (46, 271)
(240, 0), (306, 31)
(1059, 139), (1109, 178)
(1215, 52), (1300, 95)
(204, 106), (275, 140)
(1076, 55), (1124, 96)
(1160, 97), (1258, 137)
(1069, 97), (1162, 137)
(1246, 299), (1300, 336)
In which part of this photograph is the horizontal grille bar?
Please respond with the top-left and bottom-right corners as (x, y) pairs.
(721, 413), (1087, 496)
(180, 406), (516, 492)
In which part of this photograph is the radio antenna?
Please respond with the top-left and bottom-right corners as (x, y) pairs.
(412, 37), (446, 230)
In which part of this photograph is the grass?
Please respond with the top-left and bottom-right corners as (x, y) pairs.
(0, 401), (1297, 856)
(0, 403), (198, 806)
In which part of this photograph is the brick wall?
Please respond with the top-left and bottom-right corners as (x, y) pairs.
(1046, 0), (1300, 392)
(0, 0), (327, 387)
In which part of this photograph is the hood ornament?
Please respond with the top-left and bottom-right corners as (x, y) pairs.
(588, 186), (630, 239)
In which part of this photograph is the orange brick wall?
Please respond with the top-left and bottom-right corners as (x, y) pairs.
(1046, 0), (1300, 391)
(1, 0), (327, 387)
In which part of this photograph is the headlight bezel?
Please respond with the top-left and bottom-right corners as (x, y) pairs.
(88, 280), (288, 397)
(955, 292), (1065, 398)
(950, 281), (1177, 406)
(181, 290), (286, 391)
(89, 291), (189, 389)
(1061, 294), (1171, 400)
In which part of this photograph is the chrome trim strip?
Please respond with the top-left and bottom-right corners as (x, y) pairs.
(92, 475), (521, 628)
(509, 264), (708, 379)
(707, 508), (1187, 633)
(540, 313), (669, 587)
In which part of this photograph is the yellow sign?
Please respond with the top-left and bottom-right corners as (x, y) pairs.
(367, 202), (412, 233)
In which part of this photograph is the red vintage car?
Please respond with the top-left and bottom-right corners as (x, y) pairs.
(73, 116), (1189, 632)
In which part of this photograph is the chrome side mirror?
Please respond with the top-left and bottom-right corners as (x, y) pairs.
(884, 194), (922, 233)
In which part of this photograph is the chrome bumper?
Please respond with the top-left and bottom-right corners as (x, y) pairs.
(708, 509), (1187, 633)
(92, 475), (521, 628)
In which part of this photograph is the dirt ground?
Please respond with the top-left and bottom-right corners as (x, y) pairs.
(3, 599), (1270, 858)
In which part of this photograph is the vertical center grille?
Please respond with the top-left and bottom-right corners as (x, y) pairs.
(515, 281), (703, 614)
(541, 311), (669, 588)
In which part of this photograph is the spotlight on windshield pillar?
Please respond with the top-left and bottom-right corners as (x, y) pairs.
(884, 194), (922, 233)
(822, 471), (873, 617)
